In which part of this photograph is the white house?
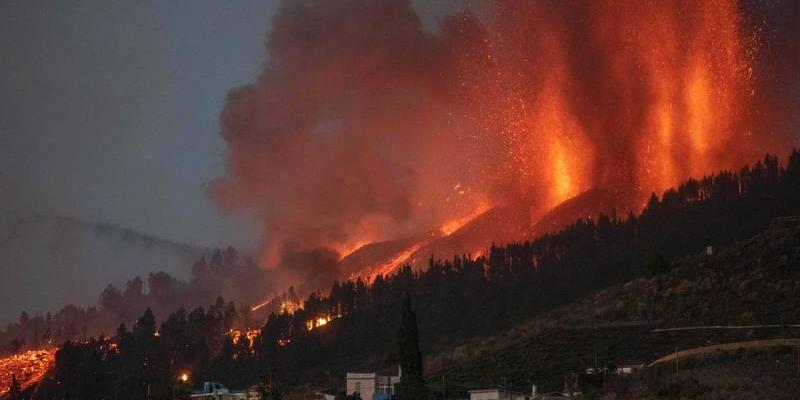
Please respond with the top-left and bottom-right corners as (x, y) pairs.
(190, 381), (251, 400)
(346, 368), (401, 400)
(468, 388), (526, 400)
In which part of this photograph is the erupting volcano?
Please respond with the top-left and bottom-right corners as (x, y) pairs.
(211, 0), (797, 290)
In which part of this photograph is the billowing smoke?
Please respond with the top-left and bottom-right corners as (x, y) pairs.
(210, 0), (492, 267)
(211, 0), (799, 286)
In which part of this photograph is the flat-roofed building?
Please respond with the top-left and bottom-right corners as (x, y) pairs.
(346, 368), (400, 400)
(468, 388), (526, 400)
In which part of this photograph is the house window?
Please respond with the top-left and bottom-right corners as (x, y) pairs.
(355, 382), (362, 393)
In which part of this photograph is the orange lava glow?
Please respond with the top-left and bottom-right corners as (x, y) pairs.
(349, 243), (423, 282)
(251, 298), (301, 314)
(306, 315), (336, 331)
(0, 348), (56, 396)
(338, 240), (371, 259)
(250, 299), (270, 312)
(279, 300), (300, 314)
(469, 0), (759, 212)
(439, 201), (491, 236)
(229, 328), (261, 349)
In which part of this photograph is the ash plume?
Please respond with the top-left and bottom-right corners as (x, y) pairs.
(211, 0), (799, 287)
(210, 0), (491, 270)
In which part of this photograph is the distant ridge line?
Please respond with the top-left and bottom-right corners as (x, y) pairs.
(652, 324), (800, 333)
(3, 213), (210, 254)
(649, 338), (800, 366)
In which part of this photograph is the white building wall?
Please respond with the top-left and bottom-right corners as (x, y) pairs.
(346, 373), (377, 400)
(469, 389), (525, 400)
(470, 390), (501, 400)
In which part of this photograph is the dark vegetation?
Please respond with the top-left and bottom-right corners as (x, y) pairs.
(244, 150), (800, 385)
(7, 149), (800, 399)
(395, 296), (426, 400)
(595, 346), (800, 399)
(0, 247), (266, 355)
(31, 299), (243, 400)
(426, 212), (800, 394)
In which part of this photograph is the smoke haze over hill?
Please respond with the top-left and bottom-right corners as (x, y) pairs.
(0, 215), (209, 324)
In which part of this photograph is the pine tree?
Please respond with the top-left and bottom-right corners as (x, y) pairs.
(396, 294), (425, 400)
(133, 308), (156, 338)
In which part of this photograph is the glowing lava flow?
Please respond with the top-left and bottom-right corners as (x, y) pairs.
(251, 298), (301, 313)
(250, 299), (270, 312)
(306, 315), (339, 331)
(349, 243), (424, 283)
(0, 348), (56, 396)
(439, 202), (491, 236)
(229, 328), (261, 350)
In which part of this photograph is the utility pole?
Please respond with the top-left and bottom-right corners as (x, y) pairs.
(602, 363), (606, 389)
(441, 375), (445, 400)
(501, 377), (507, 400)
(674, 345), (679, 373)
(269, 368), (274, 400)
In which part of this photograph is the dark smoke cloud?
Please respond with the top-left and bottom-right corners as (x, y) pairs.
(273, 246), (342, 294)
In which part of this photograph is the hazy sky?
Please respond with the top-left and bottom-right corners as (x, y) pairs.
(1, 1), (284, 250)
(1, 0), (459, 250)
(0, 0), (460, 323)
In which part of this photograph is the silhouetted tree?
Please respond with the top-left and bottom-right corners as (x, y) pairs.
(9, 375), (21, 400)
(396, 294), (426, 400)
(644, 250), (670, 277)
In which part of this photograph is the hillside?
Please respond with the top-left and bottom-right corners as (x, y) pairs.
(19, 152), (800, 399)
(424, 223), (800, 395)
(341, 187), (622, 278)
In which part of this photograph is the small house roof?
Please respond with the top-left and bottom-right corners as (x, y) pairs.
(346, 373), (377, 379)
(468, 388), (525, 395)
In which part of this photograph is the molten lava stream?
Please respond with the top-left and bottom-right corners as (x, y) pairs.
(0, 348), (56, 395)
(349, 243), (424, 283)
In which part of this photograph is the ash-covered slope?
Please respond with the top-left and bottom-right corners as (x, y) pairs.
(427, 223), (800, 394)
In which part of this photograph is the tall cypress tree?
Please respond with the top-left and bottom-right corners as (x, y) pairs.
(396, 294), (425, 400)
(9, 375), (21, 400)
